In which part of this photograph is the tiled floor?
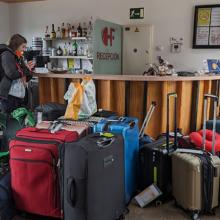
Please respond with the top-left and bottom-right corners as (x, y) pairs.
(13, 201), (220, 220)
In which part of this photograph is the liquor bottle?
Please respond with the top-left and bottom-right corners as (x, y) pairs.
(77, 23), (83, 37)
(72, 41), (78, 56)
(71, 26), (76, 38)
(56, 26), (61, 38)
(66, 23), (71, 38)
(61, 23), (66, 39)
(82, 22), (87, 37)
(56, 46), (63, 56)
(87, 18), (93, 39)
(77, 43), (82, 56)
(63, 42), (68, 56)
(45, 25), (50, 38)
(68, 42), (73, 55)
(50, 24), (56, 39)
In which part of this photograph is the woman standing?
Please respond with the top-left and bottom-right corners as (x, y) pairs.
(0, 34), (34, 113)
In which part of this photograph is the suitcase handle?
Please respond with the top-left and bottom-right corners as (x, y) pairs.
(166, 93), (178, 153)
(203, 94), (219, 155)
(67, 177), (76, 207)
(97, 137), (115, 148)
(139, 101), (156, 138)
(204, 94), (219, 103)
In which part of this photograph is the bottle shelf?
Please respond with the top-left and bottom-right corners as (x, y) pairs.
(44, 37), (87, 41)
(50, 56), (93, 60)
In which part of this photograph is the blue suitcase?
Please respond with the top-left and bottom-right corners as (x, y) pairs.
(93, 116), (139, 203)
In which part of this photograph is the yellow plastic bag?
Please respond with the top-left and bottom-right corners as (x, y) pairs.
(64, 77), (97, 120)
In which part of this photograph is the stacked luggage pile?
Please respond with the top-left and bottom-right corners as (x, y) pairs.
(0, 91), (220, 220)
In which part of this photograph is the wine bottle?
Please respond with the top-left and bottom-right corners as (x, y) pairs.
(45, 25), (50, 38)
(61, 23), (66, 39)
(77, 23), (83, 37)
(72, 41), (78, 56)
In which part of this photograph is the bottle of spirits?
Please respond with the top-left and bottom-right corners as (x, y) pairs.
(87, 18), (94, 39)
(82, 22), (87, 37)
(50, 24), (56, 39)
(56, 46), (63, 56)
(71, 26), (76, 38)
(87, 17), (94, 58)
(68, 42), (72, 55)
(72, 41), (78, 56)
(66, 23), (71, 38)
(77, 23), (83, 37)
(45, 25), (50, 38)
(61, 23), (66, 39)
(63, 42), (68, 56)
(56, 26), (61, 38)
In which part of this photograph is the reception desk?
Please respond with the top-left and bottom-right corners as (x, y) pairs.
(35, 73), (220, 138)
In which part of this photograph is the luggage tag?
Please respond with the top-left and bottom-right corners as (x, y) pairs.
(100, 132), (114, 138)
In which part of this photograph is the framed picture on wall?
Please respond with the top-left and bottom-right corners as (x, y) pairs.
(193, 4), (220, 48)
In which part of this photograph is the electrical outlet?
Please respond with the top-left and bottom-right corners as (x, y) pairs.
(170, 37), (183, 53)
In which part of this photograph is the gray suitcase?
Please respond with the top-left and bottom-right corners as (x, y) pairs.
(63, 133), (125, 220)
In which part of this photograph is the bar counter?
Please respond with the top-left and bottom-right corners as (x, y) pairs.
(35, 72), (220, 137)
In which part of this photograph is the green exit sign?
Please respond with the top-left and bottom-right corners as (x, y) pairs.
(130, 8), (144, 19)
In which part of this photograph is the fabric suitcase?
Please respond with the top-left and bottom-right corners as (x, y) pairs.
(64, 133), (125, 220)
(93, 109), (117, 118)
(172, 94), (220, 219)
(36, 120), (91, 137)
(35, 102), (66, 121)
(93, 116), (139, 203)
(9, 127), (79, 218)
(139, 93), (178, 202)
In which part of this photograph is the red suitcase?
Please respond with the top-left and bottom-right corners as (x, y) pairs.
(9, 127), (79, 218)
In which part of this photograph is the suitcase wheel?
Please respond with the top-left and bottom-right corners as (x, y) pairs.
(191, 212), (199, 220)
(155, 200), (162, 207)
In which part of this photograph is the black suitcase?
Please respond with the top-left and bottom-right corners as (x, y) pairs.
(64, 133), (125, 220)
(139, 93), (178, 202)
(34, 102), (66, 121)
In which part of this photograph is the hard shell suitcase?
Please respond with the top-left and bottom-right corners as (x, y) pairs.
(9, 127), (79, 218)
(93, 116), (139, 203)
(64, 133), (125, 220)
(139, 93), (178, 202)
(172, 94), (220, 220)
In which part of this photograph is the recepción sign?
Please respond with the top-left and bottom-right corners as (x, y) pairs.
(93, 19), (122, 74)
(130, 8), (144, 19)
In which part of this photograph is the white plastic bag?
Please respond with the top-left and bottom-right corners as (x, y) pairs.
(9, 78), (26, 99)
(64, 77), (97, 120)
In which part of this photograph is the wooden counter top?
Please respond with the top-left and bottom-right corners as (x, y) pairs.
(35, 72), (220, 81)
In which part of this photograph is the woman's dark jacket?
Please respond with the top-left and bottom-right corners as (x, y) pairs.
(0, 44), (32, 99)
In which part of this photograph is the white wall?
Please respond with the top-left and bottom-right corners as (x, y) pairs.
(0, 2), (10, 44)
(8, 0), (220, 71)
